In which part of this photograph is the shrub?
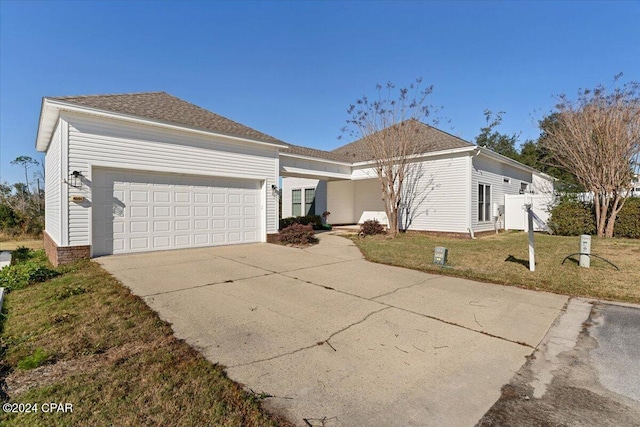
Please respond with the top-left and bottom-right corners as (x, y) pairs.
(279, 215), (323, 230)
(548, 199), (596, 236)
(278, 223), (318, 245)
(0, 249), (59, 291)
(360, 219), (385, 236)
(10, 246), (32, 265)
(614, 197), (640, 239)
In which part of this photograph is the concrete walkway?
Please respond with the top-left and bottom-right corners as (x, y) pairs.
(98, 233), (567, 427)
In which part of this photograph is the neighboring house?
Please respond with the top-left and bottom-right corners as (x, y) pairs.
(36, 92), (554, 266)
(280, 120), (555, 234)
(36, 92), (285, 265)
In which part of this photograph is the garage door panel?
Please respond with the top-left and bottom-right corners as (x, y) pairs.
(194, 193), (209, 203)
(153, 221), (170, 232)
(130, 237), (149, 250)
(194, 206), (208, 217)
(194, 234), (209, 245)
(130, 206), (149, 218)
(175, 206), (190, 216)
(175, 220), (190, 231)
(130, 191), (148, 202)
(175, 235), (191, 246)
(130, 221), (149, 233)
(92, 169), (262, 256)
(153, 236), (171, 248)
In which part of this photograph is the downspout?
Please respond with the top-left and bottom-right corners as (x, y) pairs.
(467, 148), (481, 240)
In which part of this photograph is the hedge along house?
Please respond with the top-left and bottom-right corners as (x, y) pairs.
(36, 92), (286, 266)
(280, 120), (554, 235)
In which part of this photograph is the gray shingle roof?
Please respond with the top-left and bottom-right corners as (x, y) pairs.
(281, 143), (351, 162)
(330, 119), (474, 162)
(49, 92), (287, 145)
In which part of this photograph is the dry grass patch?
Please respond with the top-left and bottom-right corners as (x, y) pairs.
(0, 260), (292, 427)
(0, 233), (43, 250)
(353, 232), (640, 304)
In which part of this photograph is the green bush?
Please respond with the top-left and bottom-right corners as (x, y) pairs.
(278, 223), (318, 245)
(548, 199), (596, 236)
(0, 249), (59, 291)
(17, 348), (49, 370)
(360, 219), (385, 236)
(279, 215), (323, 230)
(10, 246), (32, 265)
(614, 197), (640, 239)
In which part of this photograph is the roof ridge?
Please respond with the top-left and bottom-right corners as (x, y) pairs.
(48, 91), (166, 100)
(45, 91), (287, 145)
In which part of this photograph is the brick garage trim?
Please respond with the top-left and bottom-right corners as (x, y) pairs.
(43, 231), (90, 267)
(266, 233), (279, 244)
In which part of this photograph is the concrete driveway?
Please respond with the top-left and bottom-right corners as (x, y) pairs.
(98, 233), (567, 427)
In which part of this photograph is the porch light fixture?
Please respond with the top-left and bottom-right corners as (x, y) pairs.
(69, 170), (83, 188)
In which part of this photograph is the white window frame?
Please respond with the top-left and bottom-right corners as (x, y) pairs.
(304, 188), (316, 215)
(478, 183), (491, 222)
(292, 189), (302, 217)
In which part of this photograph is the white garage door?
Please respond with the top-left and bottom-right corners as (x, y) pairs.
(92, 169), (262, 256)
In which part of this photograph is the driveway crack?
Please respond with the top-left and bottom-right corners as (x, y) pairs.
(370, 277), (440, 300)
(229, 307), (390, 368)
(324, 307), (391, 346)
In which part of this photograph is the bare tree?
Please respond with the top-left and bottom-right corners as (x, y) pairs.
(342, 78), (436, 236)
(540, 76), (640, 237)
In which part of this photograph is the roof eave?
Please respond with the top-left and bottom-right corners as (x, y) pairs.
(37, 98), (289, 150)
(476, 146), (547, 175)
(35, 98), (60, 152)
(350, 146), (477, 167)
(279, 152), (352, 166)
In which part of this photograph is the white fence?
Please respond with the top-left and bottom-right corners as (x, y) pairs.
(504, 194), (554, 232)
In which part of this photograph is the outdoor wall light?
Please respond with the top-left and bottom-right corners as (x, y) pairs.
(271, 184), (278, 191)
(69, 170), (84, 187)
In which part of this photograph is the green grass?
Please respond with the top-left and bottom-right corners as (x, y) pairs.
(353, 231), (640, 304)
(0, 256), (292, 426)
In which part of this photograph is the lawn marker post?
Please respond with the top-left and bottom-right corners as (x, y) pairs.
(526, 202), (535, 272)
(579, 235), (591, 268)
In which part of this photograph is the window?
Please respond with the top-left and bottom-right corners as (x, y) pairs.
(305, 188), (316, 215)
(292, 189), (301, 216)
(478, 184), (491, 222)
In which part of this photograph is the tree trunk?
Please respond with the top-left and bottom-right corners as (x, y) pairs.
(604, 194), (625, 238)
(388, 209), (399, 237)
(594, 193), (608, 237)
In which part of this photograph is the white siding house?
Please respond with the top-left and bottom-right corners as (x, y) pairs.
(281, 177), (327, 218)
(36, 93), (554, 265)
(281, 122), (554, 235)
(36, 92), (285, 265)
(44, 120), (63, 245)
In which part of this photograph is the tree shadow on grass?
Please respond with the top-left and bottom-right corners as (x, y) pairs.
(505, 255), (534, 270)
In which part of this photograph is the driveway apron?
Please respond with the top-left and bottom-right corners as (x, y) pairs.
(98, 233), (567, 427)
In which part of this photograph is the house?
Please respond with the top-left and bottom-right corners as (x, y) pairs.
(36, 92), (285, 265)
(36, 92), (553, 266)
(280, 120), (555, 234)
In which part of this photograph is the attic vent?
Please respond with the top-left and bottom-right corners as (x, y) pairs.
(503, 177), (511, 184)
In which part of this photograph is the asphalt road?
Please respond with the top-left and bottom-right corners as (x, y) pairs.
(477, 300), (640, 427)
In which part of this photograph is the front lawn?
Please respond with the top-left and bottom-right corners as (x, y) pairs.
(0, 232), (43, 251)
(353, 232), (640, 304)
(0, 251), (291, 426)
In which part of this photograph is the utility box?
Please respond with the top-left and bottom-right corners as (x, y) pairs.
(433, 247), (448, 265)
(579, 235), (591, 268)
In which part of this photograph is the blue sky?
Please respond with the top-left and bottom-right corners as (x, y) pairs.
(1, 1), (638, 185)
